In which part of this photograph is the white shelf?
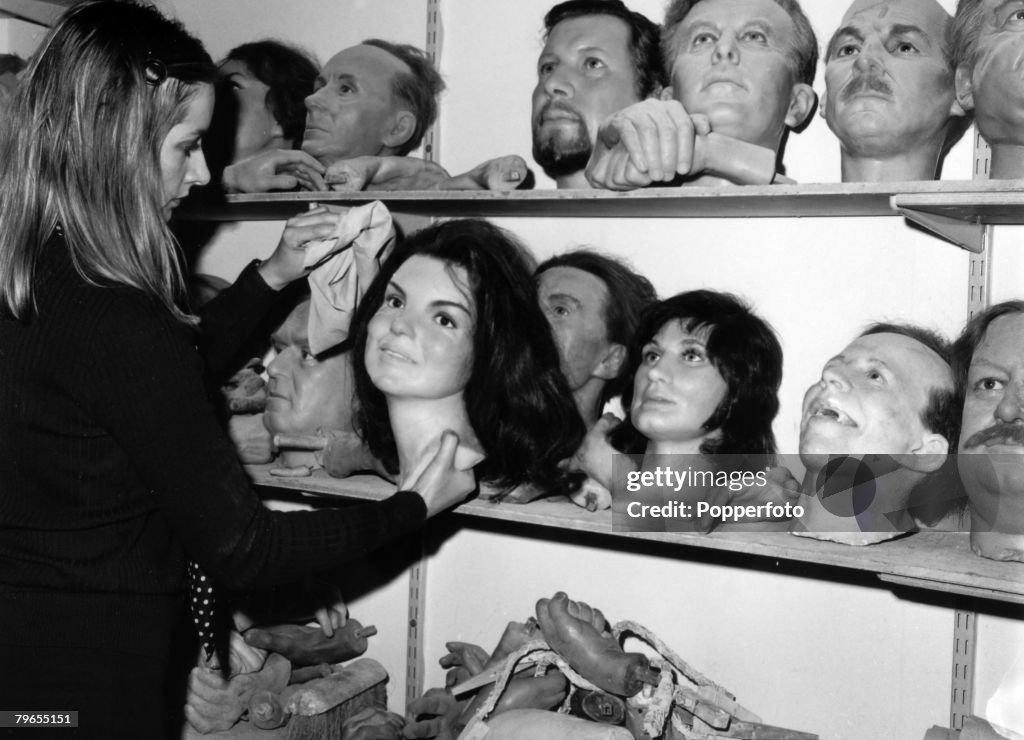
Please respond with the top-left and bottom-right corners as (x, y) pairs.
(176, 179), (1024, 224)
(248, 466), (1024, 608)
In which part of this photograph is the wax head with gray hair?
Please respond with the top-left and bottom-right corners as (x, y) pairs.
(952, 0), (1024, 177)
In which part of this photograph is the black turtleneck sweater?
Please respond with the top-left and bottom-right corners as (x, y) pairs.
(0, 236), (424, 658)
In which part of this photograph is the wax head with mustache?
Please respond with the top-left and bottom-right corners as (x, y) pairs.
(822, 0), (967, 182)
(531, 0), (664, 187)
(955, 301), (1024, 561)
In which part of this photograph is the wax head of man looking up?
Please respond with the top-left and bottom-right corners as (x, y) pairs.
(586, 0), (818, 189)
(532, 0), (666, 189)
(301, 39), (444, 166)
(535, 250), (657, 427)
(952, 0), (1024, 177)
(823, 0), (969, 182)
(663, 0), (818, 156)
(954, 300), (1024, 562)
(795, 323), (958, 545)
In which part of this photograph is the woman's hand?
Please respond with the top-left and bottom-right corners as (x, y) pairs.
(257, 206), (343, 290)
(401, 431), (478, 518)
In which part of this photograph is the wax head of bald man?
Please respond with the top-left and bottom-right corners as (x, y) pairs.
(301, 40), (444, 166)
(823, 0), (968, 182)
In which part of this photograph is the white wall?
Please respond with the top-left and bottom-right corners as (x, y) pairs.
(8, 2), (1022, 737)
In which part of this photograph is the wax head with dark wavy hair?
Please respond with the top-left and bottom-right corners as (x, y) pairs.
(611, 290), (782, 465)
(351, 219), (585, 496)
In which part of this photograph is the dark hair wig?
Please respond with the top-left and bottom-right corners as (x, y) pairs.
(535, 249), (657, 416)
(223, 40), (319, 147)
(543, 0), (667, 99)
(351, 219), (585, 496)
(611, 290), (783, 467)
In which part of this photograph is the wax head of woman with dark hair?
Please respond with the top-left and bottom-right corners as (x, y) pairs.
(351, 219), (586, 496)
(206, 40), (318, 174)
(0, 0), (217, 323)
(611, 290), (783, 468)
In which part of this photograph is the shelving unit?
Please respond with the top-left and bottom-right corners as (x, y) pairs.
(178, 179), (1024, 228)
(249, 466), (1024, 607)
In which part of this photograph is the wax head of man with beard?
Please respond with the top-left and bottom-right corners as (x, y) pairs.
(531, 0), (665, 188)
(823, 0), (969, 182)
(955, 300), (1024, 562)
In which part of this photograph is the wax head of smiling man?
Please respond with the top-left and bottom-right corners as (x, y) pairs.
(301, 39), (444, 166)
(953, 0), (1024, 177)
(823, 0), (969, 182)
(794, 323), (959, 545)
(662, 0), (818, 154)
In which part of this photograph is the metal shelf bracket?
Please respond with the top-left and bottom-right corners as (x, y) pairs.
(896, 206), (986, 253)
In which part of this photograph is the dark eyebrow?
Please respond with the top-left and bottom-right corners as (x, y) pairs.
(430, 299), (472, 317)
(546, 292), (583, 308)
(890, 23), (934, 48)
(826, 25), (864, 60)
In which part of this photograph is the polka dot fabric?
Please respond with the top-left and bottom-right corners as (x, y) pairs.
(187, 560), (218, 661)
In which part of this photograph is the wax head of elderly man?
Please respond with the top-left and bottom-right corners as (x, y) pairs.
(823, 0), (969, 182)
(531, 0), (666, 189)
(952, 0), (1024, 177)
(794, 323), (960, 545)
(301, 39), (444, 166)
(954, 300), (1024, 562)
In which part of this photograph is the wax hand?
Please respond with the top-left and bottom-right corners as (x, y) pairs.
(258, 205), (344, 290)
(569, 477), (613, 512)
(400, 431), (479, 518)
(439, 641), (491, 689)
(435, 155), (531, 192)
(570, 413), (623, 489)
(308, 578), (347, 638)
(221, 357), (266, 415)
(695, 464), (801, 533)
(272, 429), (391, 479)
(325, 156), (450, 192)
(222, 149), (326, 193)
(404, 687), (463, 739)
(586, 93), (711, 190)
(228, 414), (273, 464)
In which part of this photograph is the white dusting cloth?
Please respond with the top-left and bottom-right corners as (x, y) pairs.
(304, 201), (395, 355)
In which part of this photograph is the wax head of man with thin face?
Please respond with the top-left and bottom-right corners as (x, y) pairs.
(535, 250), (657, 427)
(301, 39), (444, 166)
(264, 295), (356, 468)
(796, 324), (958, 543)
(953, 0), (1024, 176)
(532, 0), (665, 189)
(661, 0), (818, 154)
(822, 0), (968, 182)
(954, 301), (1024, 561)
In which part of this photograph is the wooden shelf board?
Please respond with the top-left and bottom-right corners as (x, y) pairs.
(249, 467), (1024, 606)
(892, 189), (1024, 224)
(175, 180), (1020, 222)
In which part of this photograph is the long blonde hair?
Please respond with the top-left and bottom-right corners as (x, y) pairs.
(0, 1), (216, 322)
